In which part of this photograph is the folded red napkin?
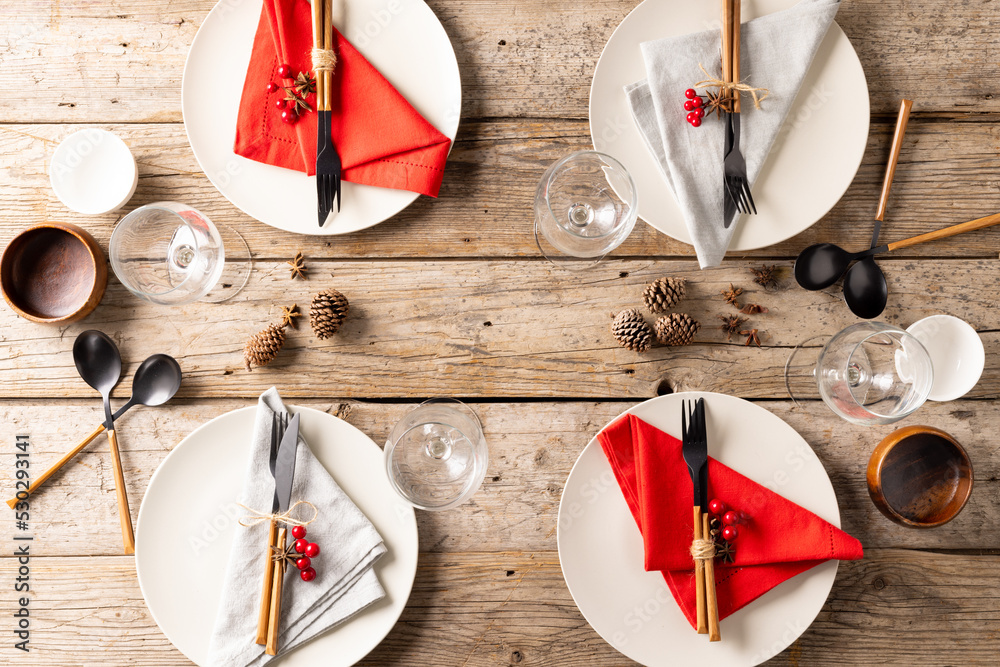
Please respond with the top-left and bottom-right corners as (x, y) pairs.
(598, 413), (863, 628)
(234, 0), (452, 197)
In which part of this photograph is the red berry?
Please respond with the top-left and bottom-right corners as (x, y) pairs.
(686, 112), (697, 122)
(300, 567), (317, 582)
(691, 97), (703, 108)
(291, 525), (307, 540)
(684, 88), (697, 100)
(683, 100), (695, 112)
(266, 82), (279, 94)
(294, 538), (308, 554)
(295, 556), (311, 571)
(693, 108), (705, 119)
(690, 117), (702, 128)
(281, 109), (297, 124)
(304, 542), (320, 558)
(722, 525), (739, 541)
(275, 98), (287, 109)
(277, 64), (293, 79)
(723, 511), (740, 526)
(708, 499), (726, 515)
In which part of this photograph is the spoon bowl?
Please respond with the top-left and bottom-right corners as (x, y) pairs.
(127, 354), (182, 409)
(843, 256), (889, 319)
(73, 330), (123, 398)
(793, 243), (855, 290)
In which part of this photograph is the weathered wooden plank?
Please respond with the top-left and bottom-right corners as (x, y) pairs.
(0, 400), (996, 557)
(0, 550), (997, 666)
(3, 118), (1000, 261)
(2, 1), (1000, 123)
(0, 259), (999, 399)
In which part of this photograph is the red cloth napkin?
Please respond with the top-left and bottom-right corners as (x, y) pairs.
(598, 413), (863, 628)
(233, 0), (452, 197)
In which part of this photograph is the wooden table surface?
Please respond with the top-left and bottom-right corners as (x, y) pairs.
(2, 0), (999, 665)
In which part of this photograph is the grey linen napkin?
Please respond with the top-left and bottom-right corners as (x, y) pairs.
(626, 0), (841, 267)
(207, 388), (387, 666)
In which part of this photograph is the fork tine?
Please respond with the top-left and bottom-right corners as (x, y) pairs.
(737, 180), (750, 214)
(335, 176), (342, 212)
(682, 399), (688, 440)
(742, 180), (757, 215)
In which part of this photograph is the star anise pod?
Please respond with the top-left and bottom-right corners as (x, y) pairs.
(287, 252), (308, 280)
(719, 315), (748, 341)
(750, 264), (778, 290)
(715, 540), (737, 564)
(271, 540), (298, 567)
(282, 87), (314, 116)
(703, 90), (733, 119)
(740, 303), (769, 315)
(292, 71), (316, 96)
(280, 304), (301, 329)
(741, 329), (762, 347)
(720, 283), (744, 308)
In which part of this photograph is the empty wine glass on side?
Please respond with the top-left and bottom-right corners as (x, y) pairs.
(534, 151), (637, 269)
(109, 201), (251, 305)
(384, 399), (489, 511)
(784, 322), (934, 426)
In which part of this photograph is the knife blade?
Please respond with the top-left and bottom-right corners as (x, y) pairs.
(274, 413), (300, 513)
(723, 112), (737, 228)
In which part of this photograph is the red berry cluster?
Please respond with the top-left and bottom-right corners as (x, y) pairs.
(267, 63), (314, 125)
(683, 89), (706, 128)
(707, 499), (744, 562)
(291, 524), (321, 582)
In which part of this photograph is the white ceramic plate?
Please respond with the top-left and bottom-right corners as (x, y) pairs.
(50, 128), (138, 215)
(590, 0), (869, 250)
(135, 405), (418, 666)
(182, 0), (461, 236)
(557, 392), (841, 667)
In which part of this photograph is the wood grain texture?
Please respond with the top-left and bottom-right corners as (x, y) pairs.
(3, 119), (1000, 260)
(2, 259), (1000, 399)
(1, 550), (998, 666)
(2, 0), (1000, 123)
(1, 400), (997, 558)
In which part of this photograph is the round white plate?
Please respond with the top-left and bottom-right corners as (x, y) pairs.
(557, 392), (841, 667)
(182, 0), (461, 236)
(590, 0), (869, 250)
(50, 128), (138, 215)
(136, 405), (418, 666)
(907, 314), (985, 402)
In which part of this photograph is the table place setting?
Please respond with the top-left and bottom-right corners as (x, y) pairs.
(2, 0), (1000, 664)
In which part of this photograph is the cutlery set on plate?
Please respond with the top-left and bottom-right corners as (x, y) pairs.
(681, 398), (721, 641)
(314, 0), (342, 228)
(722, 0), (755, 227)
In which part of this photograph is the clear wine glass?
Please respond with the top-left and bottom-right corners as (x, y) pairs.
(109, 202), (251, 305)
(534, 151), (637, 268)
(784, 322), (934, 425)
(384, 399), (489, 511)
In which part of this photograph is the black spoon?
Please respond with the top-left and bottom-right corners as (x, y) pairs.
(795, 100), (913, 307)
(7, 350), (182, 512)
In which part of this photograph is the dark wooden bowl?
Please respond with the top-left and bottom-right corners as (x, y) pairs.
(0, 222), (108, 324)
(867, 425), (973, 528)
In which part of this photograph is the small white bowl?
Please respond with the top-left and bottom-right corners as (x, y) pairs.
(906, 314), (985, 402)
(50, 129), (138, 215)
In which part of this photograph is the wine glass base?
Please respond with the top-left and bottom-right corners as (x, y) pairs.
(202, 224), (252, 303)
(533, 217), (607, 271)
(783, 336), (827, 407)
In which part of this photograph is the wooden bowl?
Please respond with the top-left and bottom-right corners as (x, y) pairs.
(0, 223), (108, 324)
(867, 425), (973, 528)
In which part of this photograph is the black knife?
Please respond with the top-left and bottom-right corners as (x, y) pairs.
(265, 412), (300, 655)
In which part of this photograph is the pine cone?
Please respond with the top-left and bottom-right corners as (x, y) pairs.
(654, 313), (700, 346)
(612, 309), (653, 352)
(310, 289), (349, 339)
(244, 324), (286, 371)
(643, 277), (687, 313)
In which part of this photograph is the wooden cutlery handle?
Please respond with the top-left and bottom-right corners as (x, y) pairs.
(107, 428), (135, 555)
(876, 99), (913, 222)
(732, 0), (741, 113)
(255, 520), (279, 645)
(265, 526), (287, 655)
(887, 212), (1000, 252)
(703, 513), (722, 642)
(721, 0), (732, 91)
(6, 422), (105, 509)
(693, 506), (708, 634)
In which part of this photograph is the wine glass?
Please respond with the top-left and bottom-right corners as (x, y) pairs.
(784, 322), (934, 425)
(109, 202), (251, 305)
(534, 151), (637, 268)
(384, 399), (489, 511)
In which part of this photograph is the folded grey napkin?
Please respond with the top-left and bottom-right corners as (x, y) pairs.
(208, 388), (387, 666)
(626, 0), (841, 267)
